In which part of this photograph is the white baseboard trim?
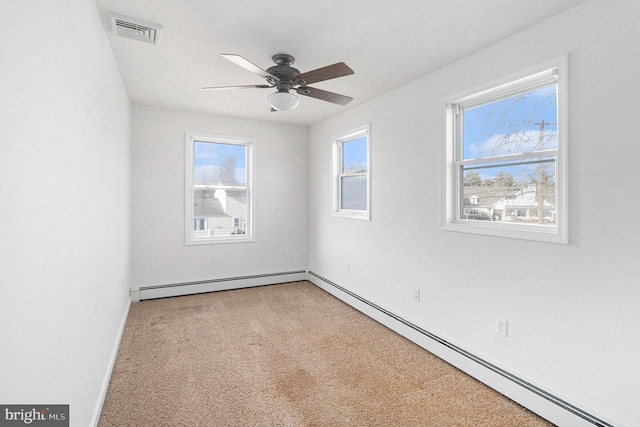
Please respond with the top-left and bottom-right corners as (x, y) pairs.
(136, 270), (307, 301)
(307, 271), (617, 427)
(90, 297), (131, 427)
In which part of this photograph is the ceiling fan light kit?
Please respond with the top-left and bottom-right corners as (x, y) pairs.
(268, 91), (300, 111)
(203, 53), (354, 112)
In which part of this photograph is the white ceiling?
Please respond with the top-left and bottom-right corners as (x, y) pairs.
(94, 0), (587, 126)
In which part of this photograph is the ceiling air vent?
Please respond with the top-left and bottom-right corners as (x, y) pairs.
(109, 13), (163, 45)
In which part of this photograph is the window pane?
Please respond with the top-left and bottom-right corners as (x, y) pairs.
(461, 160), (556, 224)
(194, 141), (246, 186)
(193, 188), (247, 235)
(342, 137), (367, 173)
(341, 175), (367, 210)
(463, 84), (557, 160)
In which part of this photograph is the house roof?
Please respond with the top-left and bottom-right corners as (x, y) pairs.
(463, 186), (514, 208)
(464, 185), (555, 210)
(194, 195), (230, 217)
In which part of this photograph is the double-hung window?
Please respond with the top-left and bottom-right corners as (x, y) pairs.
(185, 132), (254, 244)
(443, 56), (567, 243)
(332, 125), (370, 220)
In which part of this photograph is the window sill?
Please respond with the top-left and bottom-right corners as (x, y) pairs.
(332, 211), (371, 221)
(186, 236), (256, 245)
(442, 221), (567, 244)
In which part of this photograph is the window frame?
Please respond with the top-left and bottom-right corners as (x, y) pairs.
(185, 132), (255, 245)
(332, 125), (371, 220)
(442, 55), (568, 244)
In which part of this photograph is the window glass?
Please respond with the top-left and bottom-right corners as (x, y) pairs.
(342, 137), (368, 173)
(458, 83), (557, 226)
(463, 84), (557, 160)
(341, 175), (367, 210)
(460, 157), (556, 224)
(332, 126), (370, 220)
(443, 57), (567, 243)
(194, 142), (246, 186)
(186, 134), (253, 244)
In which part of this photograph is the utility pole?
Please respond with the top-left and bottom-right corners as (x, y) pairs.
(533, 120), (556, 223)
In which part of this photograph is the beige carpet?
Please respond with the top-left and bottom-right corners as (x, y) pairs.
(99, 281), (554, 426)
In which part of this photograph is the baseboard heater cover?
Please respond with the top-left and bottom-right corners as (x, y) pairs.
(307, 270), (615, 427)
(135, 270), (307, 301)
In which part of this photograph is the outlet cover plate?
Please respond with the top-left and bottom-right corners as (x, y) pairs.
(496, 318), (508, 337)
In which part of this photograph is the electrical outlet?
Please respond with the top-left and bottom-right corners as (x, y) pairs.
(210, 255), (217, 264)
(346, 263), (351, 273)
(496, 318), (508, 337)
(413, 289), (420, 302)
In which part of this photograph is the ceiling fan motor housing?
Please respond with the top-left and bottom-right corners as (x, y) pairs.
(267, 54), (304, 91)
(206, 53), (354, 108)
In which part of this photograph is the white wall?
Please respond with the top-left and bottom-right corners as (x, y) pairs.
(131, 105), (309, 289)
(0, 2), (131, 427)
(308, 0), (640, 425)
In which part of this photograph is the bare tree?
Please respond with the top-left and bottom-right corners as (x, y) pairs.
(464, 171), (482, 186)
(472, 86), (557, 223)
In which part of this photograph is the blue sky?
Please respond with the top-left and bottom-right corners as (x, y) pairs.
(461, 84), (558, 185)
(194, 141), (246, 185)
(463, 84), (558, 161)
(342, 136), (367, 172)
(194, 141), (245, 167)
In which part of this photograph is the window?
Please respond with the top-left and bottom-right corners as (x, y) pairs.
(332, 125), (370, 220)
(185, 132), (253, 244)
(443, 56), (567, 243)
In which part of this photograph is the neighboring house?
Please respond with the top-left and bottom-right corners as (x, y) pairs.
(193, 189), (247, 236)
(463, 184), (555, 223)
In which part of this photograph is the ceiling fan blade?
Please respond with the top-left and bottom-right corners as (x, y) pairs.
(296, 86), (353, 106)
(221, 54), (278, 80)
(294, 62), (354, 85)
(202, 84), (273, 90)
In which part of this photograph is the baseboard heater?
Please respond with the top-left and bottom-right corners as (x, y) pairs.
(307, 270), (614, 427)
(134, 270), (307, 301)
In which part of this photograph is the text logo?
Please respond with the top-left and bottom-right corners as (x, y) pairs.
(0, 405), (68, 427)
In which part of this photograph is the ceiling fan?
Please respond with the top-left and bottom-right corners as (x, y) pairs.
(203, 53), (355, 112)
